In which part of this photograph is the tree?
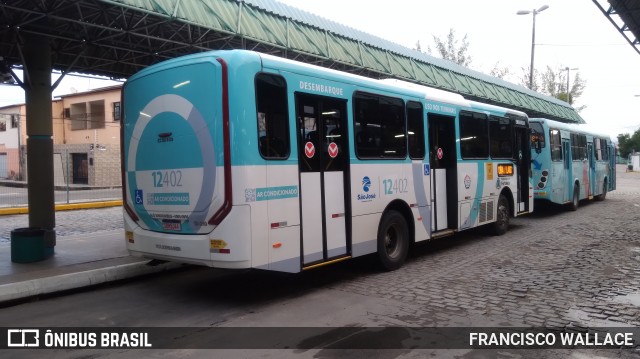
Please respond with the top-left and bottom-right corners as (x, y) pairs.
(521, 66), (587, 112)
(489, 62), (510, 80)
(415, 40), (422, 53)
(617, 129), (640, 158)
(428, 28), (472, 67)
(518, 66), (541, 92)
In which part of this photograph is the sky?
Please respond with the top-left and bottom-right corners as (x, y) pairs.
(1, 0), (639, 140)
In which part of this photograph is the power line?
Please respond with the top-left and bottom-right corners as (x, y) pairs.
(536, 43), (627, 47)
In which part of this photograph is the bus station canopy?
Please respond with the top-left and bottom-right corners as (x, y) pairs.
(593, 0), (640, 56)
(1, 0), (584, 123)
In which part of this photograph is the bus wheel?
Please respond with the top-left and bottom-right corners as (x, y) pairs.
(595, 180), (607, 201)
(491, 195), (510, 236)
(377, 210), (409, 271)
(569, 184), (579, 211)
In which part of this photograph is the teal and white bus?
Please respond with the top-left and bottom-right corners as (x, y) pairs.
(530, 118), (616, 210)
(121, 50), (533, 273)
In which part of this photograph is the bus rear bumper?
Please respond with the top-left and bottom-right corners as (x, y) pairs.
(124, 205), (252, 269)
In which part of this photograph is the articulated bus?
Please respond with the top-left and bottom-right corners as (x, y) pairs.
(121, 50), (533, 273)
(530, 118), (616, 210)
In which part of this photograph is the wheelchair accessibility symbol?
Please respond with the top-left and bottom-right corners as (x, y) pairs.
(135, 189), (143, 204)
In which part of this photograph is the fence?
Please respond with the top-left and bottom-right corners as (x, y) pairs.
(0, 144), (122, 209)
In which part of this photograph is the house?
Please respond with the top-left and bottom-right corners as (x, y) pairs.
(0, 84), (123, 186)
(0, 103), (28, 180)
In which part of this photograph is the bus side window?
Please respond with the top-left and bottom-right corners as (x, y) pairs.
(256, 73), (289, 159)
(407, 101), (425, 159)
(550, 129), (562, 161)
(490, 116), (512, 159)
(600, 139), (609, 160)
(459, 111), (489, 159)
(353, 91), (405, 159)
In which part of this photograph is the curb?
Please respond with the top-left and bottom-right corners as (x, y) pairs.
(0, 200), (123, 216)
(0, 260), (182, 304)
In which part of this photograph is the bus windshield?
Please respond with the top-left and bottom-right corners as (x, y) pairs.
(530, 122), (545, 149)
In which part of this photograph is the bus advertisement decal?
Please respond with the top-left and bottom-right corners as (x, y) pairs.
(486, 163), (494, 180)
(147, 192), (190, 206)
(464, 175), (472, 189)
(245, 186), (299, 202)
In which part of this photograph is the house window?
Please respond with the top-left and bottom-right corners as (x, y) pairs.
(113, 102), (121, 121)
(11, 114), (18, 128)
(70, 103), (87, 130)
(70, 101), (106, 130)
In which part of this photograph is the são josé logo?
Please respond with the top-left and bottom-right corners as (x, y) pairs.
(358, 176), (376, 202)
(362, 176), (371, 192)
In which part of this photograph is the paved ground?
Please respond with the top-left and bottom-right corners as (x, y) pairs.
(0, 206), (123, 243)
(1, 164), (639, 337)
(321, 165), (640, 330)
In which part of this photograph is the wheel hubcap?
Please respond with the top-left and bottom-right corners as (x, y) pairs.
(385, 224), (401, 258)
(498, 205), (507, 226)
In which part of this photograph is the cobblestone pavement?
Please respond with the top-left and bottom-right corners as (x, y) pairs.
(0, 206), (123, 242)
(323, 165), (640, 332)
(1, 166), (639, 334)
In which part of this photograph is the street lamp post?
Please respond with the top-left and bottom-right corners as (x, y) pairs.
(564, 67), (578, 104)
(518, 5), (549, 90)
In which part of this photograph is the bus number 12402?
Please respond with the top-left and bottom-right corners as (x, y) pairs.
(151, 170), (183, 188)
(383, 178), (408, 195)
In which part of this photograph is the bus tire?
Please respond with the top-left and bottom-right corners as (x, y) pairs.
(569, 184), (579, 211)
(595, 180), (607, 201)
(491, 194), (510, 236)
(377, 210), (409, 271)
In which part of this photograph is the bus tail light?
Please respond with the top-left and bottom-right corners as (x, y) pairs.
(120, 90), (139, 222)
(208, 58), (233, 226)
(497, 164), (514, 177)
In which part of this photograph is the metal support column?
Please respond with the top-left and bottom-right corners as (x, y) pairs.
(23, 34), (56, 236)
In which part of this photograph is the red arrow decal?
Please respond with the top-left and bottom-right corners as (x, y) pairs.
(305, 142), (315, 158)
(328, 142), (339, 158)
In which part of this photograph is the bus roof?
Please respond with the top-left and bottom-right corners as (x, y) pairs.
(376, 79), (468, 107)
(530, 118), (612, 140)
(468, 100), (528, 119)
(257, 51), (484, 109)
